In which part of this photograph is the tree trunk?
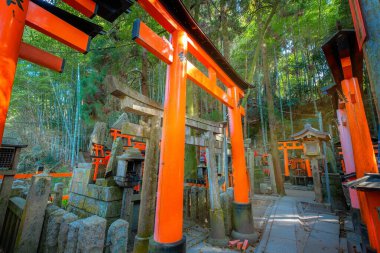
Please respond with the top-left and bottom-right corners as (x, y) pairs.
(262, 43), (285, 195)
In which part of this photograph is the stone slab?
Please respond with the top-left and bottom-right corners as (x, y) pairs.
(86, 184), (123, 202)
(77, 216), (107, 253)
(67, 193), (85, 209)
(83, 197), (121, 218)
(58, 212), (78, 253)
(70, 167), (93, 196)
(106, 219), (129, 253)
(265, 237), (297, 253)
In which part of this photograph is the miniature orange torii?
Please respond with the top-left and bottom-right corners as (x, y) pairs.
(278, 140), (312, 177)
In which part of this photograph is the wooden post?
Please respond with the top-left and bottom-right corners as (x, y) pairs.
(133, 116), (160, 253)
(150, 30), (188, 251)
(206, 132), (228, 246)
(14, 174), (51, 253)
(0, 0), (30, 142)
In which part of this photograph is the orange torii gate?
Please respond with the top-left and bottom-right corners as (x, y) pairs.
(278, 140), (312, 178)
(132, 1), (254, 251)
(0, 0), (253, 251)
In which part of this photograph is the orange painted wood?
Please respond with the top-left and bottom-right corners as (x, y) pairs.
(0, 172), (72, 180)
(137, 0), (245, 94)
(242, 240), (249, 250)
(26, 2), (91, 53)
(19, 42), (65, 73)
(153, 30), (188, 244)
(0, 0), (30, 143)
(186, 61), (234, 108)
(228, 87), (250, 204)
(62, 0), (97, 18)
(133, 20), (173, 64)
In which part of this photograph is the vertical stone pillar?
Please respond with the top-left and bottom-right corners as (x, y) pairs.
(105, 137), (124, 177)
(310, 159), (323, 203)
(120, 188), (134, 222)
(133, 116), (160, 253)
(14, 174), (51, 253)
(183, 186), (191, 219)
(220, 191), (232, 236)
(198, 187), (207, 224)
(206, 132), (228, 246)
(190, 186), (198, 223)
(0, 174), (15, 232)
(53, 183), (64, 208)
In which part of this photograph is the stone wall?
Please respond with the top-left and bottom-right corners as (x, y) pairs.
(39, 204), (128, 253)
(66, 165), (123, 226)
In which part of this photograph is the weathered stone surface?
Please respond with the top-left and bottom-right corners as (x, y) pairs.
(69, 167), (93, 196)
(66, 205), (92, 219)
(220, 191), (233, 236)
(0, 175), (14, 232)
(83, 197), (121, 218)
(40, 204), (61, 249)
(86, 184), (123, 202)
(190, 186), (199, 222)
(14, 174), (51, 253)
(184, 186), (191, 219)
(58, 213), (78, 253)
(67, 193), (85, 209)
(105, 137), (124, 177)
(65, 219), (82, 253)
(198, 187), (207, 224)
(45, 208), (67, 253)
(53, 183), (64, 207)
(106, 219), (129, 253)
(96, 178), (117, 187)
(77, 216), (107, 253)
(90, 122), (107, 146)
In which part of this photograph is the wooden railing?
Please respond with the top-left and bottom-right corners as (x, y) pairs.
(0, 197), (25, 253)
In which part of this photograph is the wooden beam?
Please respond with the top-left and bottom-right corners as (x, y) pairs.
(19, 42), (65, 73)
(107, 76), (224, 134)
(26, 1), (91, 53)
(186, 61), (234, 108)
(132, 20), (173, 64)
(62, 0), (97, 18)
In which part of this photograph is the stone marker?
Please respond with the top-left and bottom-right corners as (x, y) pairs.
(76, 215), (107, 253)
(106, 219), (129, 253)
(0, 174), (15, 232)
(45, 208), (67, 253)
(198, 187), (207, 224)
(105, 137), (124, 177)
(57, 213), (78, 253)
(14, 174), (51, 253)
(53, 183), (64, 207)
(206, 132), (228, 246)
(65, 219), (82, 253)
(133, 116), (160, 253)
(90, 122), (107, 146)
(183, 186), (191, 219)
(220, 191), (233, 236)
(190, 186), (199, 222)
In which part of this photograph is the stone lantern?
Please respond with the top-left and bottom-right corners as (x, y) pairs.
(115, 148), (144, 221)
(291, 124), (330, 203)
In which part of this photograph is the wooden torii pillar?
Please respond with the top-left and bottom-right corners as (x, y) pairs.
(132, 1), (255, 251)
(322, 29), (379, 252)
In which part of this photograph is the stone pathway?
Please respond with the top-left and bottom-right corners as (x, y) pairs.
(256, 190), (341, 253)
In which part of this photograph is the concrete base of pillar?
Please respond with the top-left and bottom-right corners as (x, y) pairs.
(148, 236), (186, 253)
(133, 235), (150, 253)
(231, 202), (258, 244)
(208, 209), (228, 247)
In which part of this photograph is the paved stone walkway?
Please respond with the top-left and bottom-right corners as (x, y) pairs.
(256, 190), (341, 253)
